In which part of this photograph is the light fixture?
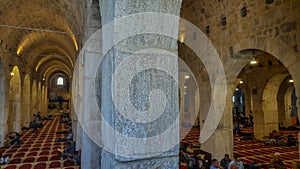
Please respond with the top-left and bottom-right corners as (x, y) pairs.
(179, 33), (185, 43)
(10, 72), (14, 77)
(184, 86), (187, 89)
(43, 78), (45, 81)
(185, 75), (190, 79)
(221, 16), (227, 26)
(239, 80), (244, 84)
(289, 79), (294, 83)
(206, 25), (210, 35)
(250, 57), (258, 65)
(240, 7), (247, 17)
(235, 88), (239, 91)
(184, 92), (187, 95)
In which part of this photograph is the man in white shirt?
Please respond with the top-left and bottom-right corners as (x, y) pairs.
(228, 155), (244, 169)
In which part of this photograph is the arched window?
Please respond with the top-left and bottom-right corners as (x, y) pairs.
(57, 77), (64, 85)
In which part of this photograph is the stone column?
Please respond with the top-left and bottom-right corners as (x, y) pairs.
(99, 0), (182, 168)
(297, 97), (300, 159)
(252, 88), (266, 140)
(78, 0), (102, 168)
(201, 99), (233, 160)
(0, 89), (8, 146)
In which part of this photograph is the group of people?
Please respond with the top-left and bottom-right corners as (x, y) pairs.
(233, 111), (254, 134)
(264, 130), (298, 146)
(210, 154), (244, 169)
(210, 152), (285, 169)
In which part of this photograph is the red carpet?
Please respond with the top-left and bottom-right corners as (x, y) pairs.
(179, 127), (299, 169)
(234, 129), (299, 169)
(0, 117), (80, 169)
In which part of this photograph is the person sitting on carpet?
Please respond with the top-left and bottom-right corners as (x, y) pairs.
(220, 154), (231, 169)
(73, 150), (81, 165)
(5, 132), (22, 145)
(276, 136), (287, 146)
(56, 129), (73, 142)
(270, 130), (282, 139)
(58, 140), (75, 159)
(269, 152), (284, 169)
(228, 155), (244, 169)
(210, 159), (223, 169)
(287, 134), (298, 146)
(0, 153), (9, 165)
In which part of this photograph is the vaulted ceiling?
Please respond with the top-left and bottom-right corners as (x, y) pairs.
(0, 0), (86, 80)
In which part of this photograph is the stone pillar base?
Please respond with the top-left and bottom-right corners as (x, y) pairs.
(0, 124), (6, 146)
(81, 132), (102, 169)
(13, 120), (21, 133)
(201, 128), (233, 160)
(101, 150), (178, 169)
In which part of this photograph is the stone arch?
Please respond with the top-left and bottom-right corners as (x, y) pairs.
(0, 60), (7, 146)
(261, 73), (290, 136)
(221, 37), (300, 157)
(31, 80), (37, 117)
(21, 74), (31, 127)
(229, 37), (299, 90)
(8, 66), (21, 132)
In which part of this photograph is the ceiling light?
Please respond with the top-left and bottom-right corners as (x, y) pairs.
(235, 88), (239, 91)
(250, 57), (257, 65)
(10, 72), (14, 76)
(185, 75), (190, 79)
(239, 80), (244, 84)
(289, 79), (294, 83)
(43, 78), (45, 81)
(184, 86), (187, 89)
(179, 33), (185, 43)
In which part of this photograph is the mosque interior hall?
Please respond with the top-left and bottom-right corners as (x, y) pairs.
(0, 0), (300, 169)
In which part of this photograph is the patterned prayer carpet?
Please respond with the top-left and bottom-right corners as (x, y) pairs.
(234, 128), (299, 169)
(179, 127), (299, 169)
(0, 117), (80, 169)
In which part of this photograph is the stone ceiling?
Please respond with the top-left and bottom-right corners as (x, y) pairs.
(0, 0), (86, 80)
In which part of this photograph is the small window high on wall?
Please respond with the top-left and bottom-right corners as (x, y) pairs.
(57, 77), (64, 85)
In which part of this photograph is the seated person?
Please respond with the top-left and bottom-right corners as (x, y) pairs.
(0, 153), (9, 165)
(287, 134), (298, 146)
(228, 155), (244, 169)
(5, 132), (22, 145)
(58, 140), (75, 159)
(56, 130), (73, 142)
(276, 136), (287, 146)
(210, 159), (223, 169)
(270, 130), (282, 139)
(269, 152), (284, 169)
(73, 150), (81, 165)
(220, 154), (231, 169)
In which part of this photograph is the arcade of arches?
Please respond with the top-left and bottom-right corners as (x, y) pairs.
(0, 0), (300, 169)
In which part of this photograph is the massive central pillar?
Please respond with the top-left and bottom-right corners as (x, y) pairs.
(99, 0), (182, 168)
